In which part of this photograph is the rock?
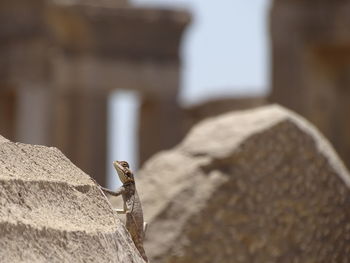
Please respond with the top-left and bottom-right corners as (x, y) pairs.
(136, 104), (350, 263)
(0, 135), (9, 144)
(0, 137), (145, 262)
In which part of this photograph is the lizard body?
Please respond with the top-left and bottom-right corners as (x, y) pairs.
(101, 161), (148, 262)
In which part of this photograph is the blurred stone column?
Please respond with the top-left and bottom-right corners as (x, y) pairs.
(0, 0), (51, 143)
(270, 0), (350, 167)
(139, 92), (182, 165)
(0, 90), (16, 141)
(51, 91), (108, 185)
(15, 88), (52, 145)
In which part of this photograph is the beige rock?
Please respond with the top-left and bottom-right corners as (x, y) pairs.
(136, 104), (350, 263)
(0, 135), (9, 144)
(0, 137), (145, 262)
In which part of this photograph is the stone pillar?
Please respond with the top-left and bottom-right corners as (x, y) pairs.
(51, 91), (108, 185)
(15, 88), (52, 145)
(0, 90), (16, 141)
(270, 0), (350, 167)
(0, 0), (50, 143)
(139, 93), (182, 164)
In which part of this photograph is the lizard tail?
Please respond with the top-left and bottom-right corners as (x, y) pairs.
(138, 246), (148, 262)
(133, 234), (148, 262)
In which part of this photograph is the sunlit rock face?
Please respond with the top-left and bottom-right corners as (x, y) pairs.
(137, 105), (350, 263)
(0, 136), (145, 263)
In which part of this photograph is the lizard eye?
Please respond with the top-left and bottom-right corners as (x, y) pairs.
(121, 161), (129, 168)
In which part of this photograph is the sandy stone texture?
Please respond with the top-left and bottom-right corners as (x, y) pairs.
(0, 138), (145, 263)
(136, 104), (350, 263)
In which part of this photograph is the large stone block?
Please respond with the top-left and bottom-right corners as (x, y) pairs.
(0, 136), (145, 262)
(136, 105), (350, 263)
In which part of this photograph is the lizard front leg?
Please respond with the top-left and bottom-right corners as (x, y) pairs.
(101, 186), (128, 214)
(100, 186), (125, 197)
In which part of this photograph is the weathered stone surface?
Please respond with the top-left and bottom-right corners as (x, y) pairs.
(0, 136), (145, 262)
(136, 105), (350, 263)
(0, 135), (9, 144)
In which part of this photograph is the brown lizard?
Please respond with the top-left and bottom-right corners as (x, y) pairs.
(101, 160), (148, 262)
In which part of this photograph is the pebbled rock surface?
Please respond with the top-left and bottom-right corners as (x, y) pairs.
(0, 137), (145, 263)
(136, 104), (350, 263)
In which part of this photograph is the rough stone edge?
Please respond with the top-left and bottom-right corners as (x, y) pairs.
(0, 135), (9, 144)
(271, 104), (350, 188)
(0, 133), (115, 202)
(179, 104), (350, 188)
(0, 135), (119, 233)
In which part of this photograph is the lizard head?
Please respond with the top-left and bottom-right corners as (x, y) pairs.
(113, 160), (134, 184)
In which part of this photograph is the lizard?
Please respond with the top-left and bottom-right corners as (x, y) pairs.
(100, 160), (148, 262)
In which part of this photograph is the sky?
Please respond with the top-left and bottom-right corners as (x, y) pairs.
(132, 0), (271, 104)
(108, 0), (271, 188)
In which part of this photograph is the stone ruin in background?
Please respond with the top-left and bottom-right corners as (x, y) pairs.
(1, 0), (350, 187)
(270, 0), (350, 169)
(0, 0), (190, 186)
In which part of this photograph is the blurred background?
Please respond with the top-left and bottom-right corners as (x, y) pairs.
(0, 0), (349, 188)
